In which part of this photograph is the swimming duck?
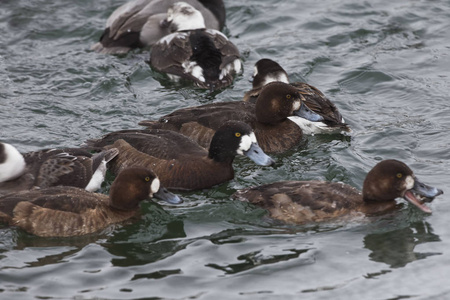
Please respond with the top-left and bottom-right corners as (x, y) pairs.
(233, 160), (443, 224)
(149, 2), (241, 91)
(85, 121), (274, 191)
(92, 0), (225, 54)
(0, 143), (119, 196)
(138, 82), (324, 153)
(243, 58), (349, 134)
(0, 167), (182, 237)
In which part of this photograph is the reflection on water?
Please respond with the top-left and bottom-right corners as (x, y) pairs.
(206, 248), (311, 275)
(104, 226), (188, 267)
(1, 0), (450, 298)
(364, 221), (441, 269)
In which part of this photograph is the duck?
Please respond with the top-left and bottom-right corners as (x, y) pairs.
(243, 58), (350, 134)
(85, 121), (274, 191)
(0, 142), (119, 196)
(233, 159), (443, 224)
(148, 2), (241, 91)
(138, 82), (324, 153)
(0, 167), (182, 237)
(92, 0), (226, 54)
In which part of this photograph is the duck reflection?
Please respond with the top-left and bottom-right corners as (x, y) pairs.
(0, 202), (186, 269)
(102, 202), (187, 267)
(364, 221), (440, 268)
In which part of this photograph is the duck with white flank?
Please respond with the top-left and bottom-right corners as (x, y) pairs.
(0, 142), (118, 196)
(92, 0), (225, 54)
(139, 82), (324, 153)
(233, 160), (443, 224)
(244, 58), (350, 134)
(85, 121), (274, 191)
(0, 167), (182, 237)
(149, 2), (241, 91)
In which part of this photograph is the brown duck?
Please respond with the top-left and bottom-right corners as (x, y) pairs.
(85, 121), (274, 191)
(0, 167), (182, 237)
(139, 82), (324, 153)
(243, 58), (349, 134)
(233, 160), (443, 224)
(0, 142), (118, 196)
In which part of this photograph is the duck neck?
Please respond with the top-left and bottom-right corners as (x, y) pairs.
(208, 143), (235, 164)
(361, 199), (399, 215)
(109, 183), (145, 211)
(208, 150), (235, 164)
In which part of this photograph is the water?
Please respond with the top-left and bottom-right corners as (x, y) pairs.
(1, 0), (450, 299)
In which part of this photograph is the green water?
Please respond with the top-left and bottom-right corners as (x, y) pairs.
(1, 0), (450, 299)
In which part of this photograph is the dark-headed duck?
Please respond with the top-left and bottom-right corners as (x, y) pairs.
(0, 167), (182, 237)
(233, 160), (443, 224)
(244, 58), (349, 134)
(139, 82), (324, 153)
(92, 0), (226, 54)
(85, 121), (274, 191)
(0, 142), (119, 196)
(149, 2), (241, 91)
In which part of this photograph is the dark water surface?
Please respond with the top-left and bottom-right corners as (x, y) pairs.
(1, 0), (450, 299)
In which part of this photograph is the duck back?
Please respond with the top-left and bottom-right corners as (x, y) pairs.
(234, 181), (364, 224)
(0, 187), (136, 237)
(106, 139), (234, 191)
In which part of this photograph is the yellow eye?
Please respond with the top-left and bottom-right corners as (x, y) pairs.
(286, 94), (291, 99)
(145, 176), (150, 182)
(235, 132), (241, 137)
(396, 173), (403, 179)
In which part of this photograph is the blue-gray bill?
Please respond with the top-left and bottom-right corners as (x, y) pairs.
(244, 143), (275, 166)
(294, 102), (324, 122)
(403, 177), (443, 213)
(154, 187), (183, 204)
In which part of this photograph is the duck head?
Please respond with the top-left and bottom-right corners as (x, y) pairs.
(255, 82), (323, 124)
(161, 2), (206, 32)
(208, 121), (274, 166)
(362, 159), (443, 213)
(109, 167), (182, 210)
(251, 58), (289, 89)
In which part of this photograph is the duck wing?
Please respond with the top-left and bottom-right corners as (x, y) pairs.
(234, 181), (362, 224)
(291, 82), (346, 127)
(86, 129), (206, 159)
(140, 101), (255, 148)
(0, 187), (124, 237)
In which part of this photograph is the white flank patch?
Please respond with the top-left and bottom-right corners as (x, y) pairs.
(405, 175), (414, 190)
(85, 160), (106, 192)
(0, 143), (26, 182)
(183, 61), (205, 82)
(151, 178), (161, 195)
(220, 59), (241, 80)
(288, 116), (330, 135)
(261, 72), (289, 86)
(237, 133), (257, 155)
(234, 59), (242, 74)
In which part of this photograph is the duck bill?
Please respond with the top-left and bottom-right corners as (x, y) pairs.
(403, 178), (443, 213)
(244, 143), (275, 166)
(154, 187), (183, 204)
(294, 102), (324, 122)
